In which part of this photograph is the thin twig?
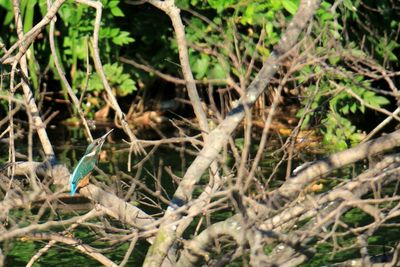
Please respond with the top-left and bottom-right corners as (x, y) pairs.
(48, 0), (93, 142)
(75, 0), (145, 158)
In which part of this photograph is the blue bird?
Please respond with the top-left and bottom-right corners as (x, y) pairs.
(69, 129), (113, 196)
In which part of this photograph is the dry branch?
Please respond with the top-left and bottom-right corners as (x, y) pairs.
(48, 4), (93, 142)
(143, 1), (321, 265)
(8, 0), (56, 162)
(260, 154), (400, 266)
(270, 128), (400, 208)
(0, 164), (155, 243)
(75, 0), (145, 157)
(28, 233), (118, 267)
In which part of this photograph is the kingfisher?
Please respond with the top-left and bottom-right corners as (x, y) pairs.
(69, 129), (113, 196)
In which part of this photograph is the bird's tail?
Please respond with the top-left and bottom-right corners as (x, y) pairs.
(70, 182), (77, 196)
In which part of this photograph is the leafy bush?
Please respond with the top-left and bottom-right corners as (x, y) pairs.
(80, 63), (136, 97)
(0, 0), (136, 117)
(177, 0), (296, 82)
(294, 1), (392, 151)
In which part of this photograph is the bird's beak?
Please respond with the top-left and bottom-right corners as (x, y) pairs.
(98, 129), (114, 146)
(101, 128), (114, 139)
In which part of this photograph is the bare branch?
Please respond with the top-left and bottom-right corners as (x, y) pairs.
(143, 1), (321, 265)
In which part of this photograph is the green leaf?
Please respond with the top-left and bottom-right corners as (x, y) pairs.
(337, 140), (348, 150)
(111, 6), (124, 17)
(0, 0), (13, 25)
(119, 79), (137, 96)
(368, 96), (390, 107)
(281, 0), (298, 15)
(241, 4), (255, 25)
(328, 55), (340, 65)
(86, 63), (136, 96)
(301, 114), (311, 129)
(110, 28), (120, 37)
(350, 48), (365, 57)
(266, 22), (274, 37)
(108, 0), (118, 8)
(341, 105), (349, 114)
(192, 54), (210, 79)
(208, 63), (226, 79)
(343, 0), (357, 11)
(235, 138), (244, 151)
(270, 0), (281, 10)
(176, 0), (190, 9)
(112, 31), (134, 45)
(363, 90), (375, 99)
(257, 46), (270, 58)
(350, 103), (357, 113)
(207, 0), (235, 13)
(320, 11), (334, 22)
(359, 104), (365, 113)
(330, 29), (341, 39)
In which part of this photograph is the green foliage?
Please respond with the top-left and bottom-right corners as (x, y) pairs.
(179, 0), (295, 84)
(298, 77), (389, 152)
(207, 0), (236, 13)
(344, 1), (400, 64)
(108, 0), (125, 17)
(281, 0), (299, 15)
(321, 114), (361, 151)
(0, 0), (135, 118)
(0, 0), (13, 26)
(175, 0), (397, 156)
(191, 53), (210, 79)
(295, 1), (391, 152)
(375, 39), (399, 61)
(58, 0), (136, 103)
(82, 63), (136, 96)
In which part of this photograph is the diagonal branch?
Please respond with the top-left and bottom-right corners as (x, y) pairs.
(269, 128), (400, 209)
(143, 1), (321, 266)
(147, 0), (209, 135)
(0, 163), (155, 243)
(48, 1), (93, 142)
(145, 0), (225, 255)
(1, 0), (66, 65)
(75, 0), (145, 157)
(27, 232), (118, 267)
(10, 0), (56, 162)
